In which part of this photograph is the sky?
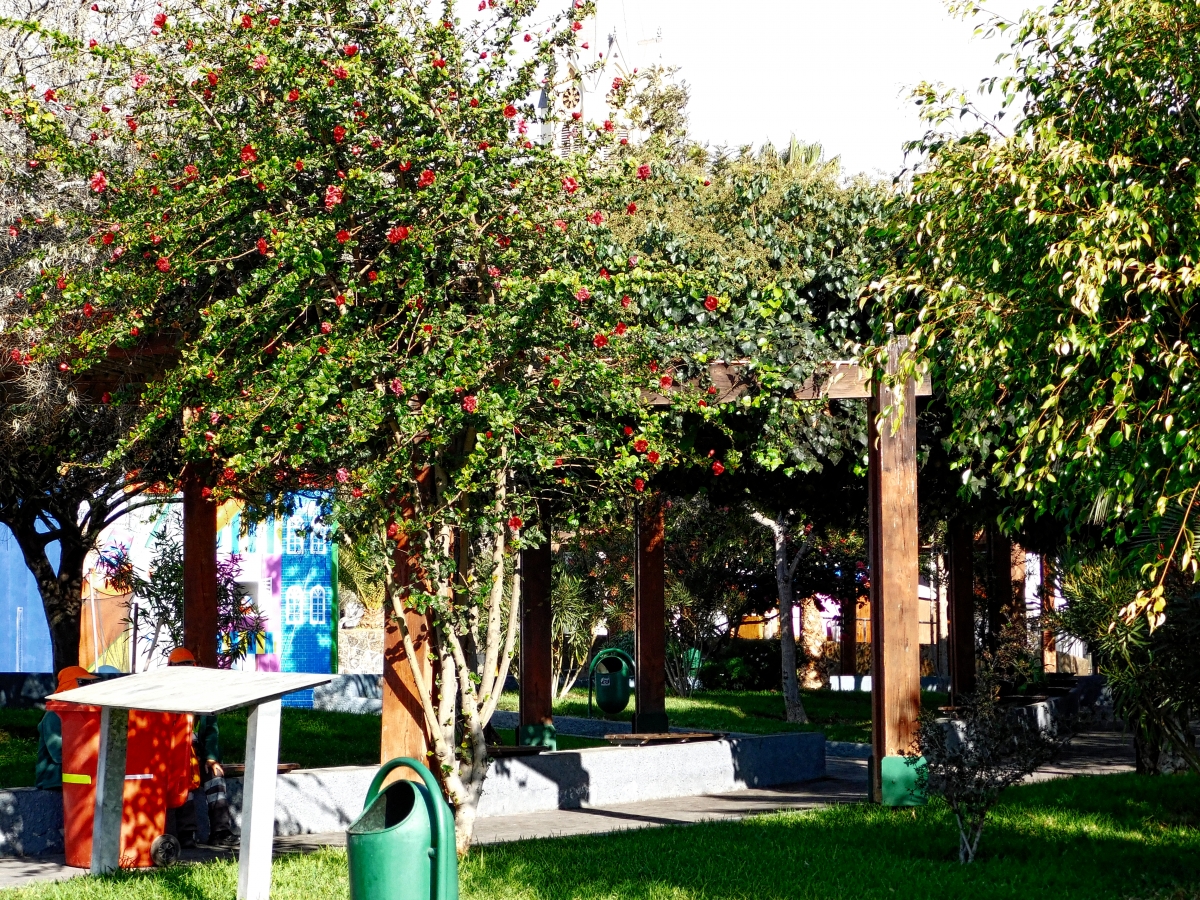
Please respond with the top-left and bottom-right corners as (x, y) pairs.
(577, 0), (1034, 177)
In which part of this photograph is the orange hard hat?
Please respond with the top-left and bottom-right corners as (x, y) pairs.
(56, 666), (96, 693)
(167, 647), (196, 666)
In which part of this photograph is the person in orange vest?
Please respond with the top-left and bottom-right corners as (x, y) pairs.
(166, 648), (237, 849)
(35, 667), (97, 790)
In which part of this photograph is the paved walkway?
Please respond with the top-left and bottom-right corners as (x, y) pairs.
(0, 733), (1134, 890)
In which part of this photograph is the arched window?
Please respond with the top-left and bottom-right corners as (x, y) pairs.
(285, 516), (306, 555)
(309, 586), (327, 626)
(309, 523), (328, 555)
(284, 585), (305, 625)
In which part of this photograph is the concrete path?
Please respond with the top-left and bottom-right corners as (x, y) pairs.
(0, 732), (1135, 891)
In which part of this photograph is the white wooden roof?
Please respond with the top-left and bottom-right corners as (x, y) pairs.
(46, 667), (333, 715)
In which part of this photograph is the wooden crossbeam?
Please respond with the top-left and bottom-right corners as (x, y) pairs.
(650, 360), (932, 406)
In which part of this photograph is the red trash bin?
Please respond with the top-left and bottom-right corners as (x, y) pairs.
(50, 699), (189, 868)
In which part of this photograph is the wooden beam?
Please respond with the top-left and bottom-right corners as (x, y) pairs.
(947, 517), (976, 701)
(633, 495), (668, 734)
(182, 463), (219, 668)
(519, 541), (554, 745)
(868, 343), (921, 803)
(237, 699), (282, 900)
(648, 360), (933, 406)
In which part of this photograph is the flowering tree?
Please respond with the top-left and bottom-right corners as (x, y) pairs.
(3, 0), (680, 849)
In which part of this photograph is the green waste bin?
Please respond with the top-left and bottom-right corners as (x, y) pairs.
(347, 757), (459, 900)
(588, 648), (635, 717)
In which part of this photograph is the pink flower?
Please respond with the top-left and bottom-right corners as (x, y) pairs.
(250, 54), (269, 71)
(587, 211), (604, 225)
(336, 229), (351, 243)
(462, 395), (478, 413)
(575, 287), (590, 301)
(659, 375), (672, 388)
(571, 21), (582, 31)
(508, 515), (523, 530)
(320, 321), (332, 334)
(417, 169), (435, 188)
(240, 144), (258, 163)
(503, 103), (517, 118)
(554, 219), (568, 231)
(132, 72), (150, 90)
(324, 184), (344, 209)
(637, 164), (651, 180)
(593, 333), (608, 349)
(89, 171), (107, 192)
(336, 467), (350, 483)
(562, 176), (578, 194)
(704, 295), (718, 312)
(6, 225), (16, 237)
(621, 295), (631, 308)
(389, 378), (404, 395)
(155, 256), (170, 273)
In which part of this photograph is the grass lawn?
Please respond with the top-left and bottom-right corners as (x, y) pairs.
(496, 688), (949, 743)
(7, 772), (1199, 899)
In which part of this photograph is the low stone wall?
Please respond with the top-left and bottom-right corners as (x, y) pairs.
(0, 674), (56, 709)
(0, 732), (826, 852)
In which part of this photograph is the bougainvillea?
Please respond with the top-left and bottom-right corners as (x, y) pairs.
(1, 0), (686, 849)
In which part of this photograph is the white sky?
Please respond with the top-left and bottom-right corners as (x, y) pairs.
(578, 0), (1034, 177)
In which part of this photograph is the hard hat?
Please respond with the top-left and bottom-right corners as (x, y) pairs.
(56, 666), (96, 693)
(167, 647), (196, 666)
(96, 665), (121, 675)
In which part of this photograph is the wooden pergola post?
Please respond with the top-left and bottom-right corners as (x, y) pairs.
(868, 344), (921, 804)
(381, 481), (433, 775)
(182, 463), (219, 667)
(947, 517), (976, 701)
(633, 495), (668, 734)
(518, 540), (555, 747)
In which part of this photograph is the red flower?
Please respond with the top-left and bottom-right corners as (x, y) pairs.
(647, 451), (660, 464)
(614, 322), (627, 336)
(478, 141), (489, 150)
(704, 295), (719, 312)
(650, 361), (659, 373)
(637, 164), (651, 180)
(240, 144), (258, 163)
(335, 293), (347, 306)
(624, 426), (634, 436)
(659, 375), (672, 388)
(184, 163), (198, 179)
(502, 103), (519, 119)
(294, 159), (304, 171)
(320, 321), (332, 334)
(132, 72), (150, 90)
(269, 16), (280, 25)
(387, 522), (399, 539)
(593, 333), (608, 349)
(7, 225), (17, 237)
(462, 395), (478, 413)
(552, 378), (561, 388)
(324, 184), (344, 209)
(707, 385), (718, 395)
(571, 20), (582, 31)
(153, 12), (166, 26)
(240, 13), (252, 28)
(576, 287), (591, 302)
(318, 346), (328, 354)
(621, 295), (631, 308)
(287, 88), (300, 102)
(207, 71), (219, 86)
(603, 119), (614, 131)
(432, 58), (446, 68)
(387, 225), (410, 243)
(633, 439), (648, 453)
(256, 237), (269, 254)
(554, 219), (568, 231)
(599, 268), (610, 280)
(508, 515), (523, 530)
(333, 125), (346, 142)
(368, 271), (378, 281)
(55, 276), (66, 290)
(389, 378), (403, 395)
(562, 176), (579, 194)
(250, 54), (269, 71)
(626, 202), (637, 214)
(344, 44), (359, 57)
(587, 210), (604, 225)
(333, 66), (348, 80)
(101, 392), (111, 404)
(89, 171), (107, 192)
(336, 229), (351, 243)
(155, 257), (170, 273)
(417, 169), (435, 188)
(634, 477), (645, 492)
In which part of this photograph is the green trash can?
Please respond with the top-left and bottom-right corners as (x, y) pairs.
(347, 757), (459, 900)
(588, 648), (635, 717)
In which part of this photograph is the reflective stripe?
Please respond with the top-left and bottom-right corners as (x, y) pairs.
(125, 773), (154, 781)
(62, 773), (91, 785)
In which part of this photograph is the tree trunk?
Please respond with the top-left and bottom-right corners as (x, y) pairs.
(750, 509), (808, 724)
(8, 518), (88, 672)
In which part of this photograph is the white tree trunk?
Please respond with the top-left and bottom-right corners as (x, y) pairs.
(750, 508), (809, 724)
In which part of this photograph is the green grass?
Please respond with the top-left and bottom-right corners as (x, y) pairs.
(7, 773), (1199, 899)
(0, 710), (43, 788)
(496, 688), (948, 743)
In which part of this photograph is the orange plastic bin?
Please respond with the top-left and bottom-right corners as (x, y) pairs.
(49, 699), (191, 868)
